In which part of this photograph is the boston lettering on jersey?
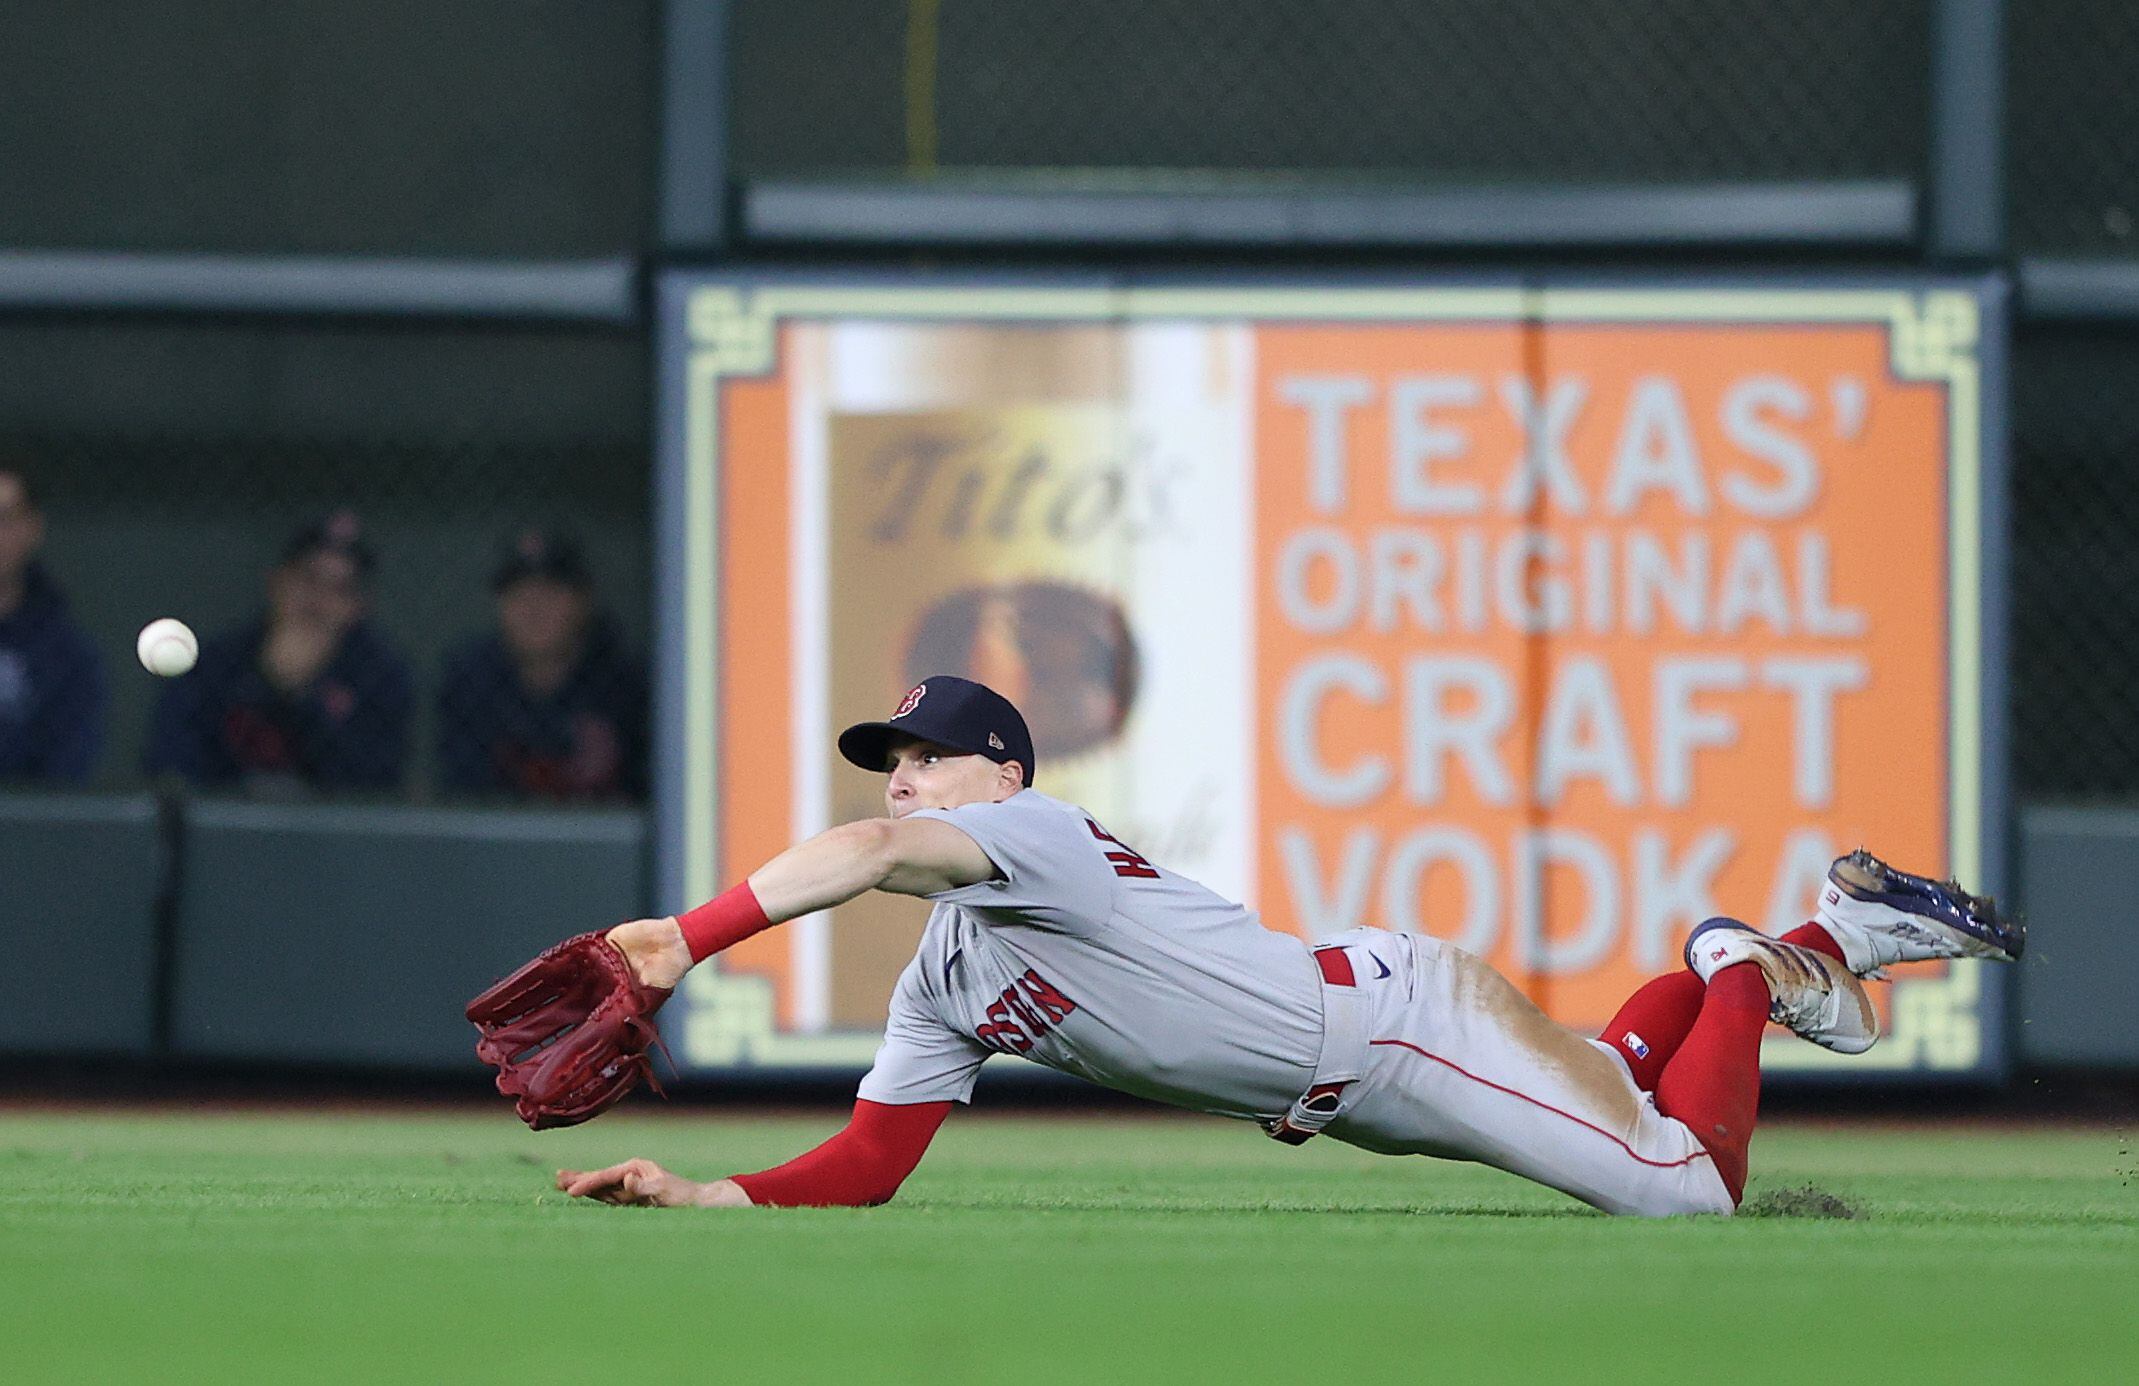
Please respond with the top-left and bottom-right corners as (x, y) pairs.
(973, 968), (1081, 1055)
(1085, 818), (1159, 879)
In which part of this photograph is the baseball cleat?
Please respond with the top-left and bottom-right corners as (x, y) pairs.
(1684, 917), (1880, 1055)
(1815, 849), (2025, 977)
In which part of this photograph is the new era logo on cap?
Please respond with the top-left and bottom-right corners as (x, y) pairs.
(988, 732), (1005, 750)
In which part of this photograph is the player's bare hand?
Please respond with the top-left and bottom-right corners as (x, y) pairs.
(556, 1158), (728, 1207)
(605, 917), (693, 991)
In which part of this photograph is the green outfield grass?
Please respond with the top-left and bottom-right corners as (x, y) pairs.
(0, 1108), (2131, 1385)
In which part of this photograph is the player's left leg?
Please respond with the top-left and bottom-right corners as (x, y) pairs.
(1595, 973), (1704, 1094)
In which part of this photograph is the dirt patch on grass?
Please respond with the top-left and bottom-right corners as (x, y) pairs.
(1741, 1184), (1865, 1219)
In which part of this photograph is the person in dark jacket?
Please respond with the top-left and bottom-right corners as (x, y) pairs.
(146, 511), (411, 795)
(0, 465), (106, 783)
(437, 528), (647, 801)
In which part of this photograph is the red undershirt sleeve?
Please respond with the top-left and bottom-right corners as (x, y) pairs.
(728, 1098), (953, 1207)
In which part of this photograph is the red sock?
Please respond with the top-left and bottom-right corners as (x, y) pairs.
(1600, 922), (1848, 1093)
(1654, 965), (1767, 1205)
(1782, 921), (1847, 965)
(1598, 973), (1704, 1093)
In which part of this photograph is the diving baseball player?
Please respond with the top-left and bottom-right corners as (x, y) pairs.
(556, 676), (2023, 1216)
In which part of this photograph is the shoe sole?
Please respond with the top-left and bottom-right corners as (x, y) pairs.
(1830, 850), (2025, 963)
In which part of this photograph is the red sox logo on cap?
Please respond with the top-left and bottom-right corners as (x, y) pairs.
(891, 683), (927, 719)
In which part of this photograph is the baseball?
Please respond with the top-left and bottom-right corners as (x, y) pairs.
(136, 618), (199, 677)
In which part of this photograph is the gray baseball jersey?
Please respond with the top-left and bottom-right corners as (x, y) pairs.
(854, 789), (1323, 1120)
(849, 788), (1737, 1216)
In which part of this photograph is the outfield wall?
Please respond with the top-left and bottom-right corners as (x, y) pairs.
(6, 2), (2139, 1089)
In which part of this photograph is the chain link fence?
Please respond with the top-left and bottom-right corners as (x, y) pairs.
(9, 4), (2139, 813)
(2011, 326), (2139, 800)
(0, 0), (654, 258)
(733, 0), (1929, 181)
(2007, 0), (2139, 800)
(0, 320), (651, 803)
(2010, 0), (2139, 259)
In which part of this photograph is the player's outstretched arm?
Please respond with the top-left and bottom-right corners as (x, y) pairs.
(754, 814), (1000, 910)
(555, 1099), (954, 1210)
(610, 817), (998, 989)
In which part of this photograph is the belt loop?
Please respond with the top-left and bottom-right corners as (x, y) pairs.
(1266, 943), (1373, 1145)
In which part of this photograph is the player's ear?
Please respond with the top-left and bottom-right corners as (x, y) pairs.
(997, 759), (1025, 797)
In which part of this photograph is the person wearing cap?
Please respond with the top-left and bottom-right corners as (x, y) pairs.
(0, 461), (107, 783)
(436, 528), (647, 801)
(146, 510), (411, 794)
(548, 674), (2002, 1219)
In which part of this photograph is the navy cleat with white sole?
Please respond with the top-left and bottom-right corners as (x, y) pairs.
(1684, 917), (1880, 1055)
(1815, 850), (2025, 977)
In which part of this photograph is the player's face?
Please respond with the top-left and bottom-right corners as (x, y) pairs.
(882, 738), (1014, 817)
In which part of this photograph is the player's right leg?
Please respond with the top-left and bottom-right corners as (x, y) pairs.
(1596, 847), (2009, 1085)
(1586, 850), (2017, 1202)
(1814, 849), (2025, 975)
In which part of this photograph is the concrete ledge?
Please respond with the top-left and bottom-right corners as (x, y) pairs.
(2020, 258), (2139, 323)
(743, 176), (1921, 250)
(0, 251), (640, 323)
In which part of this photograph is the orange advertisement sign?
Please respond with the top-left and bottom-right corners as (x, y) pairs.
(1253, 322), (1947, 1036)
(663, 279), (1996, 1076)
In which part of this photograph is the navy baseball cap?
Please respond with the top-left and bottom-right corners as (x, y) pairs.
(837, 676), (1036, 786)
(491, 527), (592, 593)
(280, 509), (376, 581)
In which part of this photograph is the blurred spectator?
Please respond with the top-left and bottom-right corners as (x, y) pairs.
(0, 464), (106, 783)
(438, 528), (647, 801)
(147, 511), (411, 795)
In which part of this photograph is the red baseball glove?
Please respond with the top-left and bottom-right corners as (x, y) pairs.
(466, 931), (674, 1130)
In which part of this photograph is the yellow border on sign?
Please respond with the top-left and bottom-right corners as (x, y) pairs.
(677, 282), (1986, 1072)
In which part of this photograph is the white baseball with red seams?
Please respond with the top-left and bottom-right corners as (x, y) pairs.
(858, 788), (1733, 1217)
(135, 617), (199, 677)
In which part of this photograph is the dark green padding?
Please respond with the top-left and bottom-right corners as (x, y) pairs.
(171, 801), (646, 1069)
(2017, 807), (2139, 1067)
(0, 791), (160, 1055)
